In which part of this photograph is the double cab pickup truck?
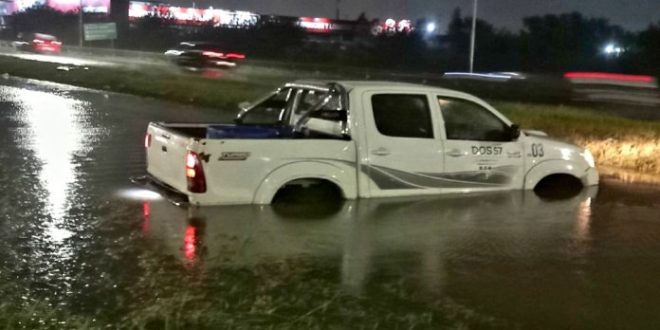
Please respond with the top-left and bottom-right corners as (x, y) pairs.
(145, 80), (599, 205)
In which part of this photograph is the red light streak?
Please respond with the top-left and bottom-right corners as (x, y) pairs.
(564, 72), (655, 83)
(142, 202), (150, 233)
(226, 53), (245, 59)
(184, 225), (196, 260)
(202, 51), (225, 58)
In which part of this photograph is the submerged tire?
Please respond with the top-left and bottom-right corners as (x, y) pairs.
(271, 180), (344, 219)
(534, 174), (583, 200)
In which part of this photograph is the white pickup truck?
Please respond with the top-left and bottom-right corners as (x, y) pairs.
(145, 80), (598, 205)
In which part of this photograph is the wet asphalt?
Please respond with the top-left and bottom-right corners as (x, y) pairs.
(1, 76), (660, 329)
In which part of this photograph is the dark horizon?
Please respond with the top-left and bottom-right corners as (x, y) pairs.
(169, 0), (660, 33)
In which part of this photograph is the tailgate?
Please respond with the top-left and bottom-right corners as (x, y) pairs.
(146, 123), (195, 194)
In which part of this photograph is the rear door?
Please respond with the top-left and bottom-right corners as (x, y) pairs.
(435, 96), (524, 190)
(362, 91), (445, 197)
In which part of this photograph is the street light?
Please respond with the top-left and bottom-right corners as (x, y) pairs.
(78, 0), (83, 46)
(469, 0), (477, 73)
(603, 43), (624, 56)
(426, 22), (436, 34)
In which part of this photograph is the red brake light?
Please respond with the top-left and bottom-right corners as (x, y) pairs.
(226, 53), (245, 59)
(144, 133), (151, 148)
(185, 151), (206, 193)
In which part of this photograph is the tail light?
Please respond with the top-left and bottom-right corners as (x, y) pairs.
(226, 53), (246, 59)
(144, 133), (152, 148)
(185, 151), (207, 193)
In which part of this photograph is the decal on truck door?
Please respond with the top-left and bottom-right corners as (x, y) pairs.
(218, 152), (250, 161)
(471, 145), (503, 156)
(361, 164), (518, 190)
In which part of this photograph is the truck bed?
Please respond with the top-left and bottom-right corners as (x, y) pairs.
(151, 123), (216, 139)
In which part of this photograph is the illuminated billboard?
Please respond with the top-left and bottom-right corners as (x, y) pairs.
(298, 17), (354, 34)
(128, 2), (259, 27)
(46, 0), (109, 13)
(19, 0), (45, 11)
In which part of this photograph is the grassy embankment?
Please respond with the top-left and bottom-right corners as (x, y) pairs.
(0, 55), (275, 110)
(496, 102), (660, 179)
(1, 55), (658, 178)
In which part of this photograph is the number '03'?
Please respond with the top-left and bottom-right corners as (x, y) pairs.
(531, 144), (544, 157)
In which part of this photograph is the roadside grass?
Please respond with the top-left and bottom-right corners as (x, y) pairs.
(0, 243), (505, 330)
(496, 102), (660, 176)
(495, 102), (660, 140)
(0, 297), (101, 329)
(0, 55), (273, 110)
(1, 55), (658, 176)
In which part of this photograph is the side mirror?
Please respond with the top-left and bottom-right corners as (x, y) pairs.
(510, 124), (521, 140)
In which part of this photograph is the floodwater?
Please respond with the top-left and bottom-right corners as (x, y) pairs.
(1, 77), (659, 329)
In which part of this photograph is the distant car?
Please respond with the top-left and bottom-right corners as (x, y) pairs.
(13, 33), (62, 54)
(164, 42), (246, 69)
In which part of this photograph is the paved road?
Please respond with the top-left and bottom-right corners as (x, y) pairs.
(1, 77), (659, 328)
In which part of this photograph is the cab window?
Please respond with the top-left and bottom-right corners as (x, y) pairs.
(295, 89), (328, 115)
(241, 88), (293, 125)
(437, 97), (510, 141)
(371, 94), (433, 138)
(290, 89), (328, 124)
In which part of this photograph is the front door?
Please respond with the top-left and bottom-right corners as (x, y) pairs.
(436, 96), (524, 191)
(362, 92), (446, 197)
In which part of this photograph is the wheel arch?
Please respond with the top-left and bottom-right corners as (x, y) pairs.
(524, 159), (587, 190)
(252, 161), (357, 204)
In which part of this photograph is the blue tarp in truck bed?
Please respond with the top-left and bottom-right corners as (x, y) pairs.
(205, 125), (293, 139)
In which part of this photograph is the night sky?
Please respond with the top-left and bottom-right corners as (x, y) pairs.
(176, 0), (660, 32)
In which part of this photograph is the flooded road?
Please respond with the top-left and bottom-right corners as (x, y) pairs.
(1, 77), (659, 329)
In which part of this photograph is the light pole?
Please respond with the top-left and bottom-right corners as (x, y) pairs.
(78, 0), (83, 46)
(468, 0), (477, 73)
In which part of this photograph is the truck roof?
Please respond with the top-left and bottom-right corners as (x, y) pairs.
(288, 80), (475, 98)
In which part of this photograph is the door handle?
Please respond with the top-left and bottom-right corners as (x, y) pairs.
(371, 147), (391, 156)
(447, 149), (465, 157)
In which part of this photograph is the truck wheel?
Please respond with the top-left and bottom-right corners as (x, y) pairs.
(271, 180), (344, 219)
(534, 174), (583, 200)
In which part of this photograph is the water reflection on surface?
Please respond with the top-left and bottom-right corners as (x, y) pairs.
(131, 184), (660, 328)
(19, 88), (88, 242)
(144, 189), (599, 294)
